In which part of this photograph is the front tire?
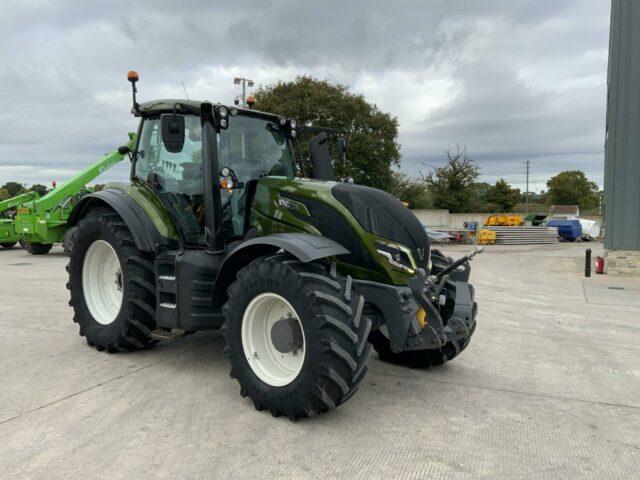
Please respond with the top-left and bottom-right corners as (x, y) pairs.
(67, 207), (157, 352)
(222, 254), (371, 419)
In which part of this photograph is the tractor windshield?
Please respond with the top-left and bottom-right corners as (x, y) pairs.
(218, 114), (295, 182)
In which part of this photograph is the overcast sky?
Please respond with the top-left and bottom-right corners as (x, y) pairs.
(0, 0), (610, 192)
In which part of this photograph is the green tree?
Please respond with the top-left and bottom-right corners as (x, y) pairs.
(254, 76), (400, 190)
(485, 178), (520, 213)
(388, 172), (432, 209)
(0, 188), (9, 201)
(422, 146), (480, 213)
(29, 184), (48, 197)
(532, 190), (548, 204)
(468, 182), (492, 212)
(546, 171), (600, 210)
(1, 182), (25, 197)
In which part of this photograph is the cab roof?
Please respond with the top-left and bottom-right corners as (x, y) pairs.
(138, 99), (204, 115)
(137, 99), (278, 120)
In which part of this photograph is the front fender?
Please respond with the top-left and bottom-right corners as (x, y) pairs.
(212, 233), (349, 310)
(228, 233), (349, 263)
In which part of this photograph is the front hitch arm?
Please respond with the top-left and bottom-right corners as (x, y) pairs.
(434, 247), (484, 283)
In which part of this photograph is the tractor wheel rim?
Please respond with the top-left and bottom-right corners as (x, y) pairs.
(82, 239), (123, 325)
(241, 293), (306, 387)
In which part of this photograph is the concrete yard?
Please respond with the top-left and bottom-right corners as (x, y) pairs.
(1, 242), (639, 479)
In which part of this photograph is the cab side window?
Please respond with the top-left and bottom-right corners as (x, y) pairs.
(135, 115), (205, 245)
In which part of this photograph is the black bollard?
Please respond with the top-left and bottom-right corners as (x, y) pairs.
(585, 248), (592, 277)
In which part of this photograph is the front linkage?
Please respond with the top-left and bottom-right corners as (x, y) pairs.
(365, 248), (483, 367)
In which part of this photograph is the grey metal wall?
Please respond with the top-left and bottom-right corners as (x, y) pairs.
(604, 0), (640, 250)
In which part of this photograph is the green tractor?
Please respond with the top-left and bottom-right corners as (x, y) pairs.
(66, 72), (480, 418)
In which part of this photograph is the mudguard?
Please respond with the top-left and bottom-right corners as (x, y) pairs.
(67, 189), (163, 253)
(213, 233), (349, 310)
(228, 233), (349, 263)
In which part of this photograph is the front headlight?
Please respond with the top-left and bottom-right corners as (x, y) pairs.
(375, 241), (417, 274)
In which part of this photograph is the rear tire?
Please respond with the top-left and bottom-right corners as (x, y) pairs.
(25, 242), (53, 255)
(63, 226), (78, 256)
(67, 207), (157, 352)
(0, 242), (17, 249)
(222, 254), (371, 419)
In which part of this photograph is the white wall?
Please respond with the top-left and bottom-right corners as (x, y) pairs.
(411, 209), (449, 227)
(412, 209), (498, 229)
(412, 209), (603, 230)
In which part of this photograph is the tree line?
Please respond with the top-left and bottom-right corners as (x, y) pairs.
(0, 182), (107, 201)
(390, 146), (601, 213)
(0, 182), (49, 200)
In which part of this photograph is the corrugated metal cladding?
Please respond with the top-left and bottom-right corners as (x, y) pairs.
(604, 0), (640, 250)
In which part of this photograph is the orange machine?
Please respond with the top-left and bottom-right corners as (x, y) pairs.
(484, 214), (523, 227)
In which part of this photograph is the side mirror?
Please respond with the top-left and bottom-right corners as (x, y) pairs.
(160, 113), (185, 153)
(309, 132), (334, 181)
(337, 137), (347, 165)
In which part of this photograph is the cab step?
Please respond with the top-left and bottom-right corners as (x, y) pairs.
(155, 251), (179, 328)
(150, 328), (188, 341)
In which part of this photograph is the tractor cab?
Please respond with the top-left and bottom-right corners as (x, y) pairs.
(133, 101), (298, 247)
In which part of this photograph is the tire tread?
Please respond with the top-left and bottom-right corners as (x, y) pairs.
(67, 206), (157, 352)
(221, 253), (370, 419)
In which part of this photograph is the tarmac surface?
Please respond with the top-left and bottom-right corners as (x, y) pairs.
(1, 242), (639, 479)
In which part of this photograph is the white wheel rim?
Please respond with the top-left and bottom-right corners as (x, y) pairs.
(241, 293), (306, 387)
(82, 240), (123, 325)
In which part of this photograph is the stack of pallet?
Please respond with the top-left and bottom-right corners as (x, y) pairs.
(484, 226), (559, 245)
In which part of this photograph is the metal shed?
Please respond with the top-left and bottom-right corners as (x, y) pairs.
(603, 0), (640, 274)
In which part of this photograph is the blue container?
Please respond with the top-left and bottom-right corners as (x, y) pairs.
(466, 221), (478, 231)
(547, 219), (582, 240)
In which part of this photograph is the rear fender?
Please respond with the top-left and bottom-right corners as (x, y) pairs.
(67, 190), (165, 253)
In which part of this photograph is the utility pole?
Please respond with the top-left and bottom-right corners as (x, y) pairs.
(524, 160), (531, 213)
(233, 77), (254, 106)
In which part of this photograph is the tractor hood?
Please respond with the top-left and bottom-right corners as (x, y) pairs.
(251, 177), (431, 282)
(330, 183), (430, 269)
